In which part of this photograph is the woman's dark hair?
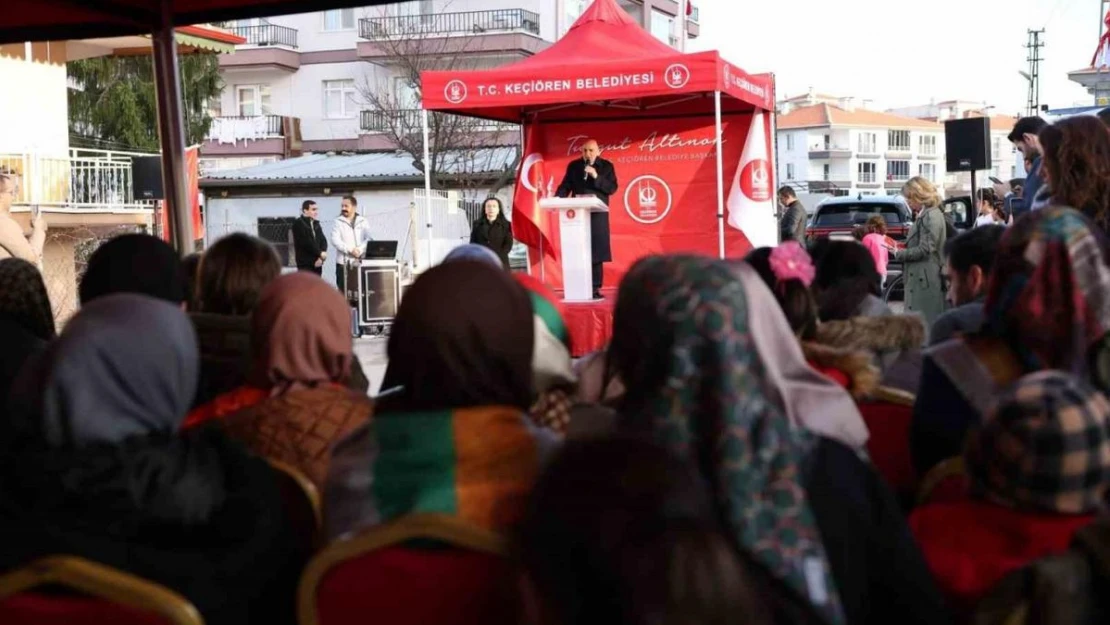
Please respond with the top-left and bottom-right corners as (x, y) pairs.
(1040, 116), (1110, 231)
(744, 248), (818, 340)
(181, 252), (202, 312)
(482, 196), (508, 223)
(809, 239), (882, 321)
(196, 233), (282, 316)
(976, 188), (998, 206)
(517, 436), (767, 625)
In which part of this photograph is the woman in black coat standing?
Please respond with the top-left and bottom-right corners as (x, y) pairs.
(470, 196), (513, 269)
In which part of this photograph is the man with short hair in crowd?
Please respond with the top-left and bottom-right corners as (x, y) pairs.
(0, 173), (46, 263)
(329, 195), (373, 296)
(292, 200), (328, 276)
(777, 185), (807, 245)
(929, 224), (1006, 346)
(1007, 116), (1048, 219)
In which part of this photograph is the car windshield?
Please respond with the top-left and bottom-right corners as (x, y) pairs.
(813, 204), (905, 226)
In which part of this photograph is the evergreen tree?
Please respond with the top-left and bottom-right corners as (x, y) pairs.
(68, 54), (223, 151)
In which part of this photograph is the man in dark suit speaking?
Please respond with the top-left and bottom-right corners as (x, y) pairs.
(555, 138), (618, 299)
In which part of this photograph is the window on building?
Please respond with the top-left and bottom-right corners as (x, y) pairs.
(323, 8), (355, 31)
(323, 79), (359, 119)
(786, 163), (795, 180)
(785, 134), (795, 150)
(823, 163), (830, 180)
(918, 135), (937, 155)
(563, 0), (592, 36)
(649, 9), (676, 46)
(858, 162), (876, 183)
(393, 76), (420, 109)
(823, 134), (831, 149)
(888, 130), (910, 152)
(919, 163), (936, 181)
(389, 0), (433, 15)
(992, 137), (1002, 159)
(236, 85), (271, 117)
(886, 160), (910, 181)
(257, 217), (297, 267)
(858, 132), (876, 154)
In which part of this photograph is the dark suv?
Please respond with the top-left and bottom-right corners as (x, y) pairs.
(805, 195), (914, 245)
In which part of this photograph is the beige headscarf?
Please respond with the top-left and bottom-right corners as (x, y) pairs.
(732, 263), (870, 450)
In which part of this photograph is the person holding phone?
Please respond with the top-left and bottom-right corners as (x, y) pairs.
(0, 174), (46, 264)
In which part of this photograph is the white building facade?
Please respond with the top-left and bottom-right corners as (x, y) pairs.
(202, 0), (700, 174)
(776, 103), (945, 199)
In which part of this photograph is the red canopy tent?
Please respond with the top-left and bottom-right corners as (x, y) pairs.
(0, 0), (398, 254)
(420, 0), (777, 278)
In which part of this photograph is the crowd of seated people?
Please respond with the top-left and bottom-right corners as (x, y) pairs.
(1, 113), (1110, 625)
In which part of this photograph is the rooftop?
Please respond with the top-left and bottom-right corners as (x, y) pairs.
(201, 148), (518, 187)
(777, 104), (942, 130)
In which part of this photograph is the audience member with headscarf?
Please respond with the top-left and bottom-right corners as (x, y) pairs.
(518, 437), (772, 625)
(810, 239), (926, 393)
(216, 272), (372, 488)
(324, 260), (558, 540)
(910, 371), (1110, 618)
(0, 295), (305, 625)
(443, 242), (503, 268)
(79, 233), (186, 305)
(0, 258), (54, 403)
(188, 233), (369, 411)
(514, 272), (577, 434)
(606, 255), (947, 625)
(913, 206), (1110, 477)
(746, 243), (879, 400)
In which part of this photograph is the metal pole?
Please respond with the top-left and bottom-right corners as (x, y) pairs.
(677, 0), (687, 52)
(714, 90), (725, 259)
(422, 108), (433, 269)
(151, 0), (192, 254)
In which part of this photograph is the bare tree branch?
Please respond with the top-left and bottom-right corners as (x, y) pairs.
(356, 1), (520, 192)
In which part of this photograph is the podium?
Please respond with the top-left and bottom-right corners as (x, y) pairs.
(540, 196), (609, 302)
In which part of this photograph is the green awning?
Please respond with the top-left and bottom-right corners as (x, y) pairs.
(170, 31), (237, 54)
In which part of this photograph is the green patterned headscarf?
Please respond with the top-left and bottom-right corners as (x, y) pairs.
(609, 254), (844, 625)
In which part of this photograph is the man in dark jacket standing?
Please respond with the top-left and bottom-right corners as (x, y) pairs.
(292, 200), (327, 275)
(556, 139), (618, 299)
(777, 186), (807, 245)
(1007, 116), (1048, 219)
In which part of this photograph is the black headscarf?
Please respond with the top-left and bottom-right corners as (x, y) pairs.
(0, 258), (55, 340)
(377, 260), (534, 413)
(79, 234), (186, 305)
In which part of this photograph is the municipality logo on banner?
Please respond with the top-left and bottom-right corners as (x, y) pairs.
(624, 175), (673, 224)
(726, 111), (777, 248)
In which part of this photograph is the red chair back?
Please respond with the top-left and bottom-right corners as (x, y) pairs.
(0, 593), (173, 625)
(299, 514), (516, 625)
(858, 388), (917, 498)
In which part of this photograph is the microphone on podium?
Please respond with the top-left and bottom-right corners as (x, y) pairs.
(583, 157), (592, 181)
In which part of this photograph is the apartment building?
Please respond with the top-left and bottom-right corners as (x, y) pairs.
(887, 100), (1023, 186)
(201, 0), (700, 174)
(776, 103), (945, 198)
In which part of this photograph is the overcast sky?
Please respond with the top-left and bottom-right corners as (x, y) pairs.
(690, 0), (1100, 114)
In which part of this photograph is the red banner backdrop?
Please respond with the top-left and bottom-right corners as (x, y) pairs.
(525, 114), (756, 289)
(157, 146), (203, 244)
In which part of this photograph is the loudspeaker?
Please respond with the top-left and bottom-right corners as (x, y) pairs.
(944, 117), (991, 172)
(131, 156), (164, 200)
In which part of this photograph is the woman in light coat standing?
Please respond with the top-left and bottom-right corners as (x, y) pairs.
(894, 176), (948, 329)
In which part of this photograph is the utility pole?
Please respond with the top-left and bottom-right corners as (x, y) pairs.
(1025, 29), (1044, 116)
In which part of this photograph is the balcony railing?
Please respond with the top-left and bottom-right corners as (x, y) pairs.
(224, 24), (298, 48)
(0, 149), (157, 211)
(359, 9), (541, 41)
(361, 109), (517, 134)
(858, 172), (877, 184)
(207, 115), (285, 145)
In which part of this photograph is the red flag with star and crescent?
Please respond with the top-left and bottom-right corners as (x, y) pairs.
(512, 125), (557, 260)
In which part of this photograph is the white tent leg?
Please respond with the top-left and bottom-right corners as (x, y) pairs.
(422, 109), (433, 269)
(714, 90), (726, 259)
(151, 0), (191, 254)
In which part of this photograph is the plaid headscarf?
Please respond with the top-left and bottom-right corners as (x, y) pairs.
(983, 206), (1110, 384)
(514, 272), (576, 434)
(968, 370), (1110, 514)
(0, 258), (55, 340)
(610, 254), (845, 625)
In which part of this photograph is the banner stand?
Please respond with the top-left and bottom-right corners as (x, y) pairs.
(714, 90), (726, 259)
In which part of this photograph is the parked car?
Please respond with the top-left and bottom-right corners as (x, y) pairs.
(805, 195), (914, 245)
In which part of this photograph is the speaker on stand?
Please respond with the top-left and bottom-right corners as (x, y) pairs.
(944, 117), (992, 213)
(131, 156), (164, 201)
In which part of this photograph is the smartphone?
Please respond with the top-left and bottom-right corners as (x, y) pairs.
(988, 176), (1004, 186)
(30, 204), (40, 220)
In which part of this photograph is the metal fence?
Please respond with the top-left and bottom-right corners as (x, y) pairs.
(0, 148), (157, 210)
(225, 23), (298, 48)
(359, 8), (540, 40)
(359, 109), (516, 134)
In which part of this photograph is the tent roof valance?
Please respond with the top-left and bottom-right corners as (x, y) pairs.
(421, 0), (773, 123)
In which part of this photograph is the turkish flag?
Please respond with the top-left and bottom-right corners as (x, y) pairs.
(512, 125), (557, 260)
(687, 1), (693, 16)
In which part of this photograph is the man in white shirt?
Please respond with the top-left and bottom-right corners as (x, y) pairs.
(0, 173), (46, 264)
(329, 195), (372, 296)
